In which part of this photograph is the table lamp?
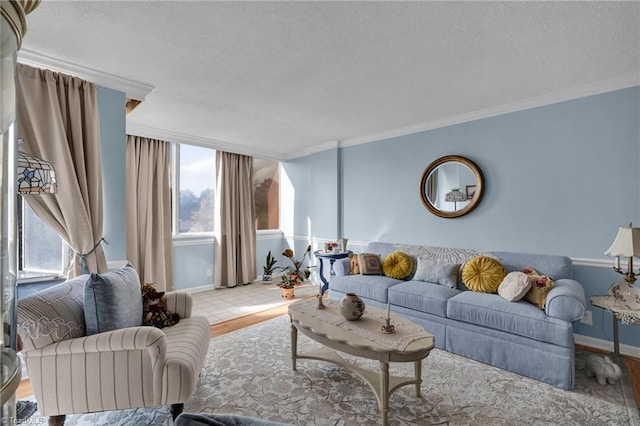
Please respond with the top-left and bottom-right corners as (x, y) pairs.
(605, 222), (640, 309)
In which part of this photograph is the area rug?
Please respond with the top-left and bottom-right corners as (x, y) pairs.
(25, 315), (639, 425)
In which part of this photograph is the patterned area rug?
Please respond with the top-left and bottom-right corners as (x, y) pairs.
(25, 315), (639, 425)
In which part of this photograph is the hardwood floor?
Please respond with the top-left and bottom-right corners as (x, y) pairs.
(16, 301), (640, 409)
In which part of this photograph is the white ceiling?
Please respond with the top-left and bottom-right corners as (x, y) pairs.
(18, 1), (640, 160)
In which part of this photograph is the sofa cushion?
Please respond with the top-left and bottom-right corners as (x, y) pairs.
(447, 291), (573, 347)
(348, 253), (360, 275)
(413, 258), (461, 288)
(358, 253), (382, 275)
(84, 264), (143, 335)
(523, 267), (555, 309)
(461, 256), (506, 293)
(388, 280), (461, 318)
(382, 251), (414, 279)
(330, 274), (402, 303)
(498, 271), (531, 301)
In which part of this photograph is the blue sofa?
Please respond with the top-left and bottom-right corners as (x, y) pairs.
(327, 242), (587, 390)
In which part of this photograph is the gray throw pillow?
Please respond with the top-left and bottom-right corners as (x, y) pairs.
(84, 263), (143, 335)
(413, 258), (461, 288)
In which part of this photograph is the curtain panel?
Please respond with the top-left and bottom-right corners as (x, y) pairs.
(125, 135), (174, 291)
(16, 64), (107, 277)
(214, 151), (256, 288)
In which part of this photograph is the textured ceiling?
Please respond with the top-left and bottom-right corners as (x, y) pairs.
(18, 1), (640, 160)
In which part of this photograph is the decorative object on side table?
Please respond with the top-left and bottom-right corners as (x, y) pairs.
(324, 241), (338, 253)
(586, 354), (622, 385)
(339, 237), (349, 252)
(604, 222), (640, 309)
(262, 250), (278, 283)
(381, 299), (396, 334)
(339, 293), (365, 320)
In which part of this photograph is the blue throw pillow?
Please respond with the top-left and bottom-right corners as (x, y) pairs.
(413, 258), (461, 289)
(84, 263), (143, 335)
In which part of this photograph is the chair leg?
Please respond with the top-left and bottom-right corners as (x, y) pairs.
(49, 415), (66, 426)
(170, 403), (184, 419)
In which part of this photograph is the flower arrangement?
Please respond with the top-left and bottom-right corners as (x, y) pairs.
(277, 245), (313, 289)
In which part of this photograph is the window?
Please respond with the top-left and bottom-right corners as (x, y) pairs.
(253, 159), (279, 230)
(18, 196), (67, 279)
(174, 144), (215, 234)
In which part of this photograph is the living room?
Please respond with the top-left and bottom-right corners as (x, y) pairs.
(2, 1), (639, 425)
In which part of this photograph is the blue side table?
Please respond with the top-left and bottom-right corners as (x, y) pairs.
(314, 250), (352, 295)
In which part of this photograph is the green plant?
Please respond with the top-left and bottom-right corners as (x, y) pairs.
(276, 245), (314, 288)
(263, 250), (277, 275)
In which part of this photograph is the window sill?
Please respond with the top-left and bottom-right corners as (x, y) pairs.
(18, 272), (64, 284)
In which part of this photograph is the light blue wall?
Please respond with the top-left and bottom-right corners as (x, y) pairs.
(287, 86), (640, 349)
(97, 86), (126, 263)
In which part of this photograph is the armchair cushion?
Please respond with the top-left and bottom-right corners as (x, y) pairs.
(84, 264), (143, 335)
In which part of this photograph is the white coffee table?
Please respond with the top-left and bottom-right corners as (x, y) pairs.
(288, 298), (434, 425)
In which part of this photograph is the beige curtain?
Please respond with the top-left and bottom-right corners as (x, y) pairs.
(125, 135), (174, 291)
(214, 151), (256, 288)
(16, 64), (107, 277)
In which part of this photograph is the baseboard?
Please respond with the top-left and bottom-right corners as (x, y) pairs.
(575, 333), (640, 358)
(184, 284), (214, 293)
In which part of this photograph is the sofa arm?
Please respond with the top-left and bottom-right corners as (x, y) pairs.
(332, 258), (351, 277)
(26, 326), (167, 357)
(24, 326), (167, 416)
(545, 278), (586, 322)
(165, 291), (193, 318)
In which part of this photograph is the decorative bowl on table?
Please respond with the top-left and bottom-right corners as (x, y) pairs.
(609, 281), (640, 310)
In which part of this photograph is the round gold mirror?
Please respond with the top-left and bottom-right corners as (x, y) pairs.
(419, 155), (484, 218)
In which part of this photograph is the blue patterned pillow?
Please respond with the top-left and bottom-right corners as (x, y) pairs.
(413, 258), (461, 288)
(84, 264), (143, 335)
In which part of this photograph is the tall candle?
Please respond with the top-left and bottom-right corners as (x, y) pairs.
(615, 256), (621, 270)
(386, 300), (391, 319)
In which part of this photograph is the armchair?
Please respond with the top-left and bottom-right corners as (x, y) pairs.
(17, 274), (210, 425)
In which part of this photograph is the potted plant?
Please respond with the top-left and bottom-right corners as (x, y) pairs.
(276, 245), (314, 297)
(262, 250), (277, 283)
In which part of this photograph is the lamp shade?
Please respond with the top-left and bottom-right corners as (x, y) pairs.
(604, 225), (640, 258)
(17, 151), (57, 194)
(445, 188), (466, 202)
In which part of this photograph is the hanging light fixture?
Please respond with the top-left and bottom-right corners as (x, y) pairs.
(17, 138), (57, 194)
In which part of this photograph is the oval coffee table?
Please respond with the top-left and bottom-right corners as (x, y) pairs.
(288, 298), (434, 425)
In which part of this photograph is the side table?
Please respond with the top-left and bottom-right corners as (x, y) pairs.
(590, 295), (640, 363)
(314, 250), (352, 295)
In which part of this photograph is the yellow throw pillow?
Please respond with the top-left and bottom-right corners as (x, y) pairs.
(523, 267), (555, 309)
(382, 251), (415, 280)
(348, 253), (360, 275)
(461, 256), (506, 293)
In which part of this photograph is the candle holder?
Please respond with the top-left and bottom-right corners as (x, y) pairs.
(381, 317), (395, 334)
(316, 294), (326, 309)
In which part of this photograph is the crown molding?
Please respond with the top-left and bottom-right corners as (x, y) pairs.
(286, 140), (341, 161)
(334, 74), (640, 150)
(17, 48), (154, 100)
(126, 123), (283, 161)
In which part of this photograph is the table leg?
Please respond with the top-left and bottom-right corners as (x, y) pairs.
(291, 321), (298, 371)
(613, 315), (620, 363)
(414, 360), (422, 397)
(379, 361), (389, 426)
(318, 258), (329, 295)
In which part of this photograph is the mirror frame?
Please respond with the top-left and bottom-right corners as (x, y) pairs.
(419, 155), (484, 219)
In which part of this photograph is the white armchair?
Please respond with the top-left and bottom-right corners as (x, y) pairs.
(17, 274), (210, 425)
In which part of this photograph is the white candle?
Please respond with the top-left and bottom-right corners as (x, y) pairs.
(615, 256), (621, 270)
(386, 300), (391, 319)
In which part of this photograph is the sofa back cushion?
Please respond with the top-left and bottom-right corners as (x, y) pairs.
(84, 264), (143, 335)
(492, 252), (573, 280)
(17, 275), (89, 351)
